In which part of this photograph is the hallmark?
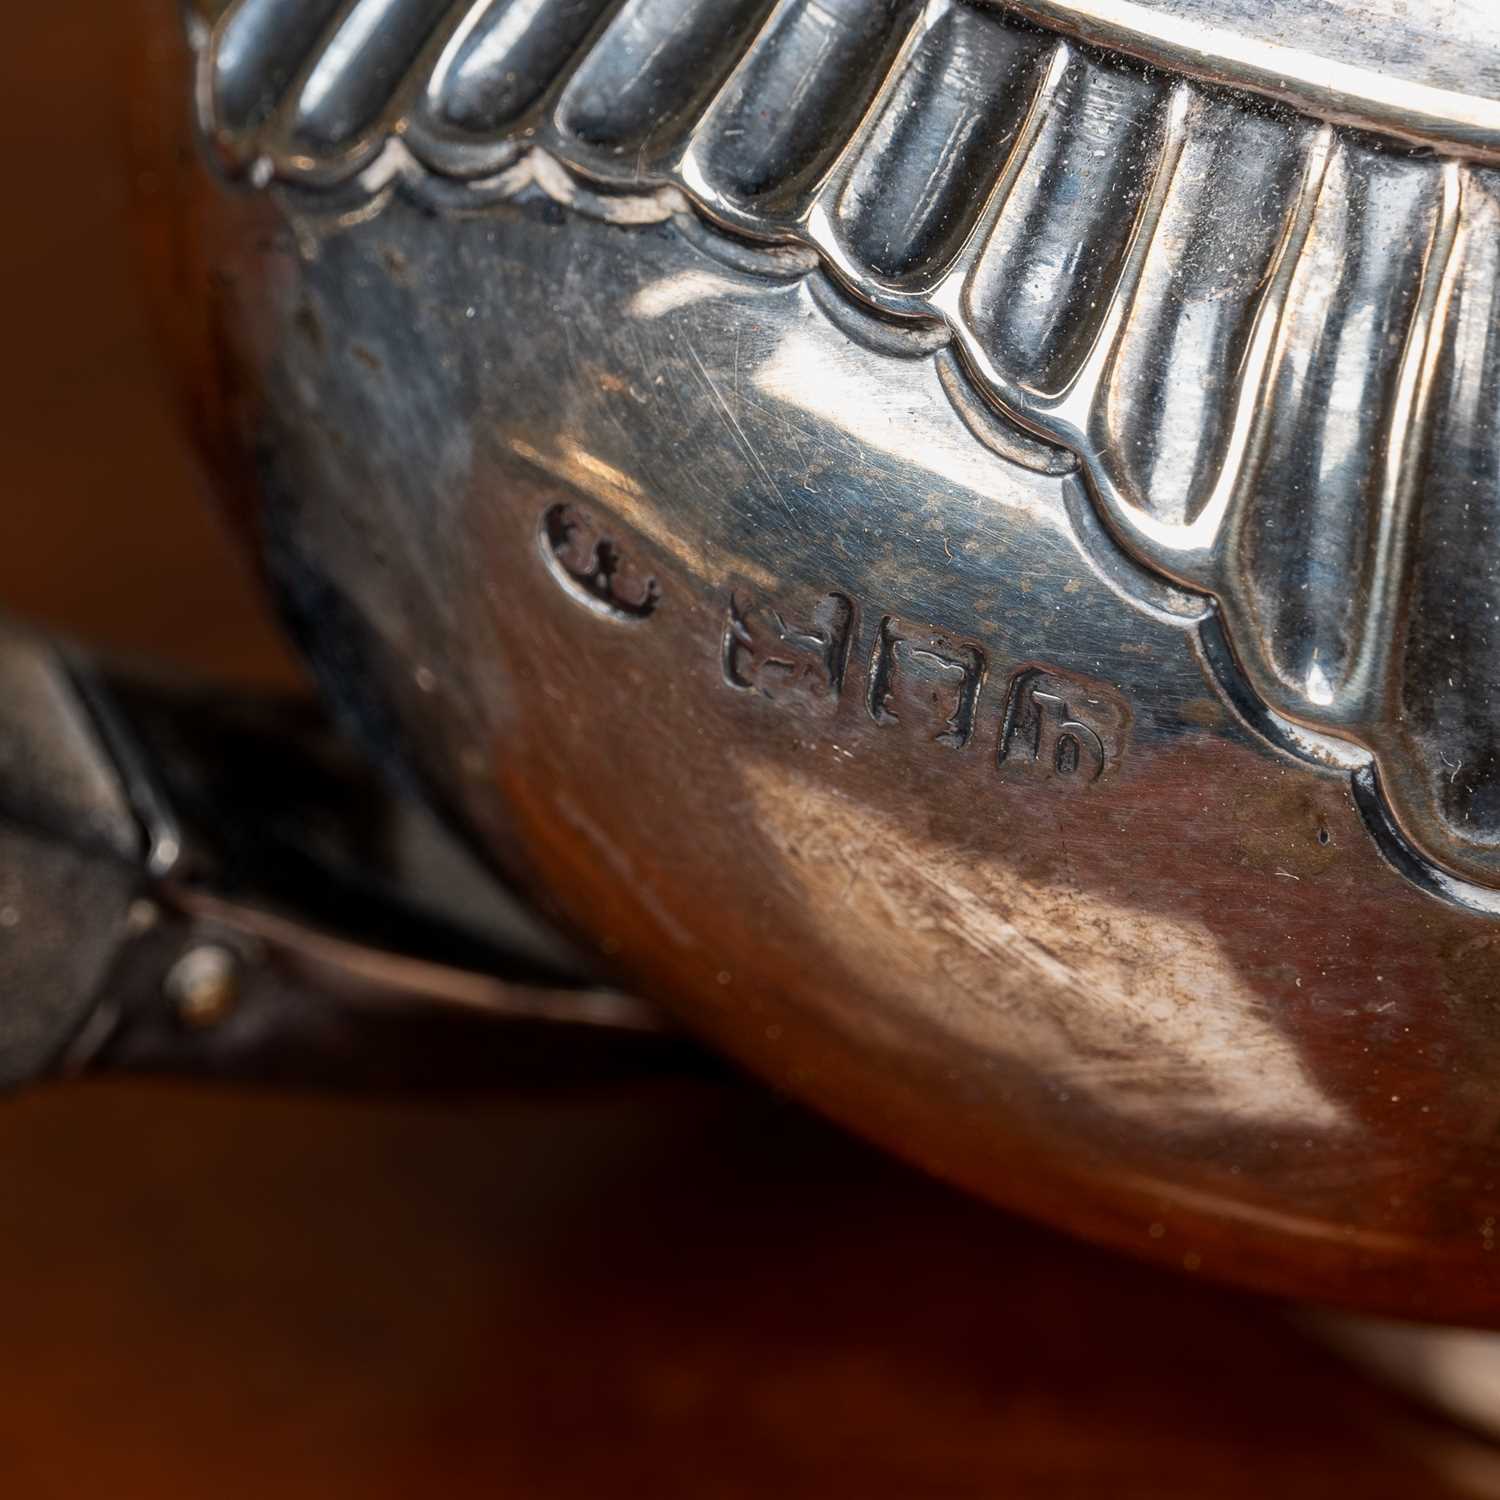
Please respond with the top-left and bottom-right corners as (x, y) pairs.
(866, 616), (984, 749)
(722, 592), (854, 711)
(540, 502), (659, 622)
(998, 670), (1113, 784)
(723, 587), (1123, 788)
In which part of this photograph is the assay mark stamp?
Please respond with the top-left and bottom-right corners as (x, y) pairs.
(723, 586), (1126, 786)
(540, 502), (660, 622)
(533, 503), (1123, 786)
(721, 592), (855, 711)
(866, 617), (985, 751)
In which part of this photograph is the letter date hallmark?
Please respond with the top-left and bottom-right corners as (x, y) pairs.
(998, 670), (1112, 784)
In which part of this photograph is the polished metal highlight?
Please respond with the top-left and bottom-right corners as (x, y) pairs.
(188, 0), (1500, 901)
(155, 0), (1500, 1318)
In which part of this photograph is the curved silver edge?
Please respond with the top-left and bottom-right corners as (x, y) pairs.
(273, 140), (1494, 915)
(1195, 617), (1500, 916)
(182, 10), (1500, 916)
(1001, 0), (1500, 164)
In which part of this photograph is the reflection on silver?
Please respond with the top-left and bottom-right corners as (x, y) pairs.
(1317, 1314), (1500, 1444)
(171, 0), (1500, 1321)
(744, 760), (1347, 1134)
(188, 0), (1500, 905)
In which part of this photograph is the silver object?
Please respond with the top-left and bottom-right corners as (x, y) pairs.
(192, 0), (1500, 903)
(79, 0), (1500, 1317)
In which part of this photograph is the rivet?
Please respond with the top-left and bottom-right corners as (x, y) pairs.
(165, 945), (240, 1029)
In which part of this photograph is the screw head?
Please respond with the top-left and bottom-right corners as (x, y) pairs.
(165, 945), (240, 1030)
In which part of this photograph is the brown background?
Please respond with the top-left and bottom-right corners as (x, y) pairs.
(0, 4), (1494, 1496)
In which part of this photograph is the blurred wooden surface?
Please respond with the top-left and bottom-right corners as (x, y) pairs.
(0, 0), (296, 685)
(4, 1081), (1500, 1500)
(1, 5), (1497, 1497)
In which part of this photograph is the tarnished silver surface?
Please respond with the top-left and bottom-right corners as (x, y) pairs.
(161, 0), (1500, 1314)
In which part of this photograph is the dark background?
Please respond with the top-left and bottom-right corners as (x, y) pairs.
(0, 4), (1492, 1495)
